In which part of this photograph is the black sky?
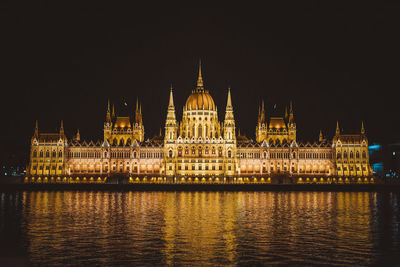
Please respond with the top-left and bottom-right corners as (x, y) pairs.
(1, 3), (399, 165)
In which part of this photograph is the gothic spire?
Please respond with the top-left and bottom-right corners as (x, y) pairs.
(226, 87), (232, 108)
(60, 120), (64, 136)
(336, 121), (340, 135)
(169, 85), (174, 107)
(196, 59), (204, 91)
(34, 120), (39, 137)
(361, 121), (365, 135)
(106, 99), (111, 122)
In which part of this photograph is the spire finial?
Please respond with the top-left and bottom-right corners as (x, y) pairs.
(107, 99), (110, 113)
(336, 121), (340, 135)
(60, 120), (64, 135)
(226, 87), (232, 108)
(112, 104), (115, 118)
(76, 129), (80, 141)
(196, 59), (204, 90)
(361, 121), (365, 134)
(319, 130), (323, 142)
(34, 120), (39, 136)
(169, 85), (174, 107)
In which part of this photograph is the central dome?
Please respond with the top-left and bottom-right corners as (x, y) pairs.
(185, 62), (215, 111)
(185, 90), (215, 110)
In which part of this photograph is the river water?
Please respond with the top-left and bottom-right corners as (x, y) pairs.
(0, 191), (399, 265)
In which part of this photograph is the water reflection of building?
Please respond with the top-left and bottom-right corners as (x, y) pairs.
(26, 63), (373, 184)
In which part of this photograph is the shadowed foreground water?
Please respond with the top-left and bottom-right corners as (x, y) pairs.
(0, 191), (399, 265)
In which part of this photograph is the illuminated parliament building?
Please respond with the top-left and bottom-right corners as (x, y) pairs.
(26, 64), (373, 184)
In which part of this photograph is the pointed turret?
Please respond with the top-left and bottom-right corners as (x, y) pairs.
(284, 106), (288, 121)
(76, 129), (80, 141)
(288, 101), (294, 123)
(224, 87), (235, 140)
(361, 121), (365, 135)
(60, 120), (64, 136)
(34, 120), (39, 137)
(169, 85), (174, 107)
(196, 60), (204, 91)
(112, 104), (116, 119)
(319, 130), (323, 142)
(260, 100), (265, 123)
(165, 86), (177, 141)
(135, 98), (141, 124)
(226, 86), (232, 108)
(106, 99), (111, 123)
(336, 121), (340, 136)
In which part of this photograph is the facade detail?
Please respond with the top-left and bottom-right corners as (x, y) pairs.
(26, 63), (373, 184)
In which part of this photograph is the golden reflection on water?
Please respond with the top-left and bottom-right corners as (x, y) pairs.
(18, 191), (383, 265)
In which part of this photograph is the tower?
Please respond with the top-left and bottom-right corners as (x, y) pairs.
(223, 87), (236, 177)
(288, 101), (296, 142)
(256, 100), (267, 142)
(164, 86), (177, 177)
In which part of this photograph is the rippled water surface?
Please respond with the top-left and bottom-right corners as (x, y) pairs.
(1, 191), (400, 265)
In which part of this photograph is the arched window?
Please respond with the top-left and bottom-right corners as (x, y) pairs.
(228, 150), (232, 158)
(198, 125), (202, 138)
(263, 151), (267, 158)
(119, 139), (124, 146)
(178, 148), (182, 156)
(113, 138), (118, 146)
(337, 153), (341, 159)
(350, 151), (354, 158)
(168, 150), (173, 158)
(58, 151), (62, 157)
(52, 151), (56, 157)
(46, 151), (50, 157)
(292, 152), (296, 159)
(212, 147), (216, 154)
(356, 151), (360, 158)
(344, 151), (347, 158)
(192, 147), (196, 154)
(185, 147), (189, 154)
(33, 150), (37, 157)
(126, 139), (131, 146)
(362, 151), (366, 158)
(282, 139), (287, 145)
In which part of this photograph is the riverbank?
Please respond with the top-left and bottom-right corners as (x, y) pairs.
(1, 183), (400, 192)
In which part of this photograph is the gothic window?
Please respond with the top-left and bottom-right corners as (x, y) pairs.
(119, 139), (124, 146)
(126, 139), (131, 146)
(282, 139), (287, 145)
(192, 147), (196, 154)
(33, 150), (37, 157)
(178, 148), (182, 157)
(228, 150), (232, 158)
(168, 150), (173, 158)
(350, 151), (354, 159)
(104, 151), (107, 158)
(356, 151), (360, 158)
(58, 151), (62, 157)
(212, 148), (216, 154)
(185, 148), (189, 154)
(198, 125), (202, 137)
(292, 152), (296, 159)
(218, 148), (222, 157)
(344, 151), (348, 158)
(46, 151), (50, 157)
(337, 153), (341, 159)
(362, 151), (366, 158)
(192, 165), (195, 170)
(263, 151), (267, 159)
(113, 139), (118, 146)
(205, 147), (209, 154)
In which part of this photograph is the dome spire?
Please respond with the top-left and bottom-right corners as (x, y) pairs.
(196, 59), (204, 91)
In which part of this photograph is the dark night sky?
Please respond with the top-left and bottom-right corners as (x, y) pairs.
(1, 3), (399, 165)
